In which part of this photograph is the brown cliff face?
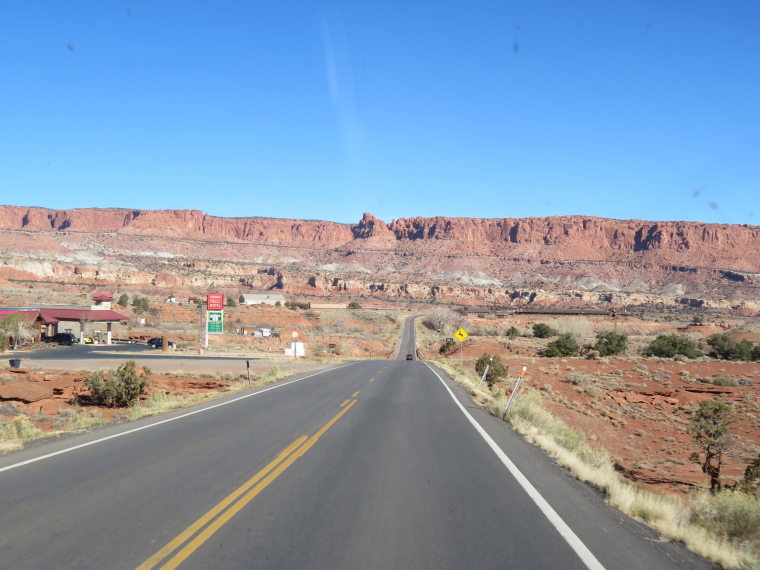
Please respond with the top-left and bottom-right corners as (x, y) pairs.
(386, 215), (760, 266)
(0, 206), (758, 308)
(1, 206), (354, 247)
(2, 206), (758, 262)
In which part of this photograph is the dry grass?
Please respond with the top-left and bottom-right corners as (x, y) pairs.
(128, 365), (294, 420)
(0, 365), (297, 451)
(1, 415), (43, 444)
(431, 356), (759, 570)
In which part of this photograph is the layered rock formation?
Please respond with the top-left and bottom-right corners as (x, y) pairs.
(1, 206), (758, 310)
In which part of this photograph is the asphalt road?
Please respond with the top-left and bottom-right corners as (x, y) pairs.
(14, 342), (248, 361)
(0, 318), (716, 569)
(8, 342), (324, 374)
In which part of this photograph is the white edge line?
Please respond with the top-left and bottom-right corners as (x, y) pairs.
(424, 362), (606, 570)
(0, 362), (356, 474)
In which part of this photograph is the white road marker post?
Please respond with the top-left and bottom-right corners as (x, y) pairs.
(502, 366), (527, 421)
(204, 309), (209, 350)
(476, 357), (493, 390)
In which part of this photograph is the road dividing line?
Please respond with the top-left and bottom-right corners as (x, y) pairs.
(136, 436), (308, 570)
(351, 391), (360, 397)
(424, 363), (606, 570)
(340, 399), (350, 407)
(0, 363), (355, 474)
(137, 400), (357, 570)
(369, 378), (374, 382)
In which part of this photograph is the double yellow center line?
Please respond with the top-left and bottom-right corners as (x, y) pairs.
(137, 399), (357, 570)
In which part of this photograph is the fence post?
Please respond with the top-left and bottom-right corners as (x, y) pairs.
(502, 366), (527, 420)
(475, 357), (493, 390)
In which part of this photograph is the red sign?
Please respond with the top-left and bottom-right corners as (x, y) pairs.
(207, 293), (224, 311)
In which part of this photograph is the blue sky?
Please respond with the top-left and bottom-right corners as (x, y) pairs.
(1, 1), (758, 225)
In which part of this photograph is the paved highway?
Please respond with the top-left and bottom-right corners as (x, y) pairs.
(9, 342), (325, 375)
(0, 318), (715, 569)
(14, 342), (252, 361)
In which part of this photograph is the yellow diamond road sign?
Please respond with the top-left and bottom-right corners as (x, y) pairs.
(454, 328), (468, 342)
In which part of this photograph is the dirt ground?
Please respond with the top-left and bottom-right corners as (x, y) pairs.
(0, 358), (333, 433)
(420, 314), (760, 496)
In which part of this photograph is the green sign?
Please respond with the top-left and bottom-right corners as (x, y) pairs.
(207, 310), (224, 334)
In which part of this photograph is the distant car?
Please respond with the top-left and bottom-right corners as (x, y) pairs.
(48, 333), (78, 346)
(147, 337), (176, 349)
(406, 354), (414, 360)
(272, 332), (280, 338)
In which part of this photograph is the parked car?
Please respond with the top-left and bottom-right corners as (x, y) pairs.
(406, 354), (414, 360)
(147, 337), (176, 349)
(47, 333), (78, 346)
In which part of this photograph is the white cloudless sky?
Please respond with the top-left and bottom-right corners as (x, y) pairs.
(1, 0), (758, 225)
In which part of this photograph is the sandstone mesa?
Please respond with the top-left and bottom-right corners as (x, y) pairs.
(0, 206), (758, 310)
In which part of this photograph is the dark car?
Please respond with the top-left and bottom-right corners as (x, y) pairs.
(406, 353), (414, 360)
(48, 333), (78, 346)
(148, 337), (176, 349)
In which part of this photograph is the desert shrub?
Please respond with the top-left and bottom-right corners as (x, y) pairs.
(707, 333), (735, 359)
(708, 375), (740, 387)
(117, 293), (129, 307)
(567, 372), (591, 386)
(543, 334), (578, 358)
(348, 301), (362, 309)
(261, 365), (281, 382)
(643, 334), (702, 359)
(691, 490), (760, 544)
(0, 403), (21, 416)
(707, 334), (756, 361)
(83, 361), (150, 407)
(439, 339), (456, 355)
(4, 415), (43, 442)
(533, 323), (558, 338)
(475, 353), (508, 387)
(594, 331), (627, 356)
(226, 296), (237, 307)
(505, 326), (520, 340)
(739, 454), (760, 495)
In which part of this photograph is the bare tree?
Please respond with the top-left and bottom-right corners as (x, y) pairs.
(424, 308), (458, 333)
(79, 309), (94, 344)
(1, 313), (35, 349)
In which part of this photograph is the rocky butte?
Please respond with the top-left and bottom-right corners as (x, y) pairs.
(0, 206), (759, 312)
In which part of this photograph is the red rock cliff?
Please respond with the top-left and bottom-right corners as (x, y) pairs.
(1, 206), (758, 270)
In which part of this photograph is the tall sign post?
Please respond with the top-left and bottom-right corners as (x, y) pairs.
(454, 327), (468, 366)
(291, 331), (299, 359)
(206, 293), (225, 349)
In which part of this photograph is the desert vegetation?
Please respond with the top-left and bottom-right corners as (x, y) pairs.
(429, 353), (760, 569)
